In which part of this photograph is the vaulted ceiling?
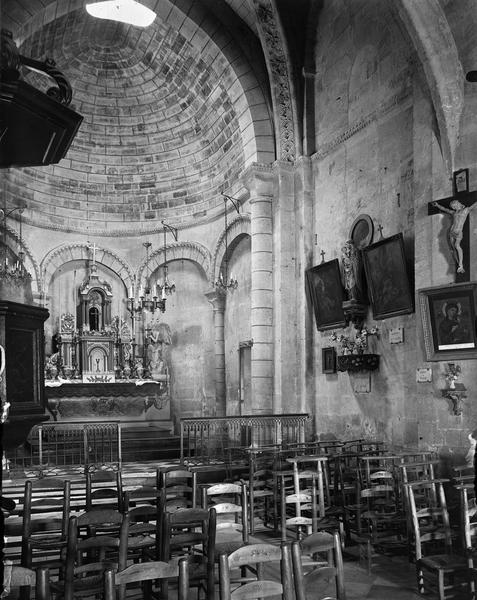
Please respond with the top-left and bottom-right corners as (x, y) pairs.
(2, 0), (282, 233)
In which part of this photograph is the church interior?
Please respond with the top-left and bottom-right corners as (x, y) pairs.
(2, 0), (477, 598)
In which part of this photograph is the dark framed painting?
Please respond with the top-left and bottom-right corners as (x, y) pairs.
(305, 259), (346, 331)
(453, 168), (469, 195)
(322, 347), (337, 374)
(418, 282), (477, 361)
(362, 233), (414, 320)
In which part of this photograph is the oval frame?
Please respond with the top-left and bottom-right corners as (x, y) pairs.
(349, 214), (374, 249)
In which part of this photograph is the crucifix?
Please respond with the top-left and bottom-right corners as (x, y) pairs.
(428, 188), (477, 282)
(320, 249), (326, 264)
(88, 241), (98, 265)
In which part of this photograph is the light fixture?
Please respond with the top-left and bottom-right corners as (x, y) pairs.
(127, 242), (165, 315)
(0, 207), (29, 281)
(215, 194), (240, 292)
(85, 0), (156, 27)
(156, 221), (178, 302)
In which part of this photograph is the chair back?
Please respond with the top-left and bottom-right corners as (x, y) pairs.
(292, 531), (346, 600)
(64, 512), (129, 600)
(202, 482), (249, 544)
(158, 468), (197, 509)
(218, 542), (294, 600)
(85, 468), (123, 512)
(21, 478), (71, 568)
(6, 565), (51, 600)
(104, 557), (189, 600)
(405, 479), (452, 560)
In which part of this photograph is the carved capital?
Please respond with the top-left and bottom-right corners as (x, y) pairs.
(241, 163), (275, 197)
(205, 289), (226, 311)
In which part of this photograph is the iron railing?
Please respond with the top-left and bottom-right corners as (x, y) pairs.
(180, 413), (309, 464)
(6, 421), (124, 476)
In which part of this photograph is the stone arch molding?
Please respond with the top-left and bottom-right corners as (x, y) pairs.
(395, 0), (464, 172)
(137, 241), (212, 289)
(212, 214), (251, 284)
(2, 224), (41, 294)
(41, 243), (135, 299)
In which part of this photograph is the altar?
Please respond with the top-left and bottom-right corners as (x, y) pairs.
(43, 251), (173, 428)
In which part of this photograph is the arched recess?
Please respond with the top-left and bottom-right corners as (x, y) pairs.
(137, 241), (212, 289)
(10, 0), (275, 167)
(212, 214), (251, 284)
(395, 0), (464, 172)
(41, 243), (134, 299)
(2, 224), (41, 294)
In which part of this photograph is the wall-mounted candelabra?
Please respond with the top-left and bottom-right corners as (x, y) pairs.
(215, 194), (240, 292)
(0, 207), (30, 281)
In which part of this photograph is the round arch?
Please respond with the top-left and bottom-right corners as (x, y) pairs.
(212, 214), (251, 285)
(137, 241), (212, 289)
(41, 243), (135, 299)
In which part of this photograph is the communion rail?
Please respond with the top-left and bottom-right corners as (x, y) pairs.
(179, 413), (309, 465)
(6, 421), (122, 476)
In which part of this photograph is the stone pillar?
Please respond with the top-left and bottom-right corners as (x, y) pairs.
(205, 289), (226, 417)
(294, 157), (314, 416)
(243, 164), (275, 414)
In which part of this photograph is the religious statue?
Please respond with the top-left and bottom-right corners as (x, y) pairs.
(341, 239), (365, 303)
(146, 320), (171, 381)
(432, 199), (477, 273)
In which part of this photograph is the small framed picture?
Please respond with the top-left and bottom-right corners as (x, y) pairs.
(453, 168), (469, 195)
(322, 347), (337, 374)
(418, 282), (477, 361)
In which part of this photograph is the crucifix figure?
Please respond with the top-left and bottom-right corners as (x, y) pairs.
(429, 188), (477, 281)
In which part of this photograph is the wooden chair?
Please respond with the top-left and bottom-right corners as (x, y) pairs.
(158, 467), (197, 510)
(406, 479), (469, 600)
(59, 510), (129, 600)
(218, 542), (294, 600)
(161, 506), (217, 600)
(291, 532), (346, 600)
(85, 468), (123, 512)
(3, 564), (51, 600)
(247, 463), (276, 535)
(104, 557), (189, 600)
(20, 478), (71, 571)
(123, 492), (161, 562)
(202, 482), (249, 554)
(457, 483), (477, 561)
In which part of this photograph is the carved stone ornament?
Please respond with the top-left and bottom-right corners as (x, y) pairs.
(253, 1), (296, 162)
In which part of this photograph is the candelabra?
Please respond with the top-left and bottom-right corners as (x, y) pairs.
(156, 220), (178, 302)
(0, 207), (30, 281)
(215, 194), (240, 292)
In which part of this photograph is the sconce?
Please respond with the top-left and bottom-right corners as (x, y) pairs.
(441, 363), (466, 416)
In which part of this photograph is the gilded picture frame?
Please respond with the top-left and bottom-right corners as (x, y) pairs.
(418, 282), (477, 361)
(305, 259), (346, 331)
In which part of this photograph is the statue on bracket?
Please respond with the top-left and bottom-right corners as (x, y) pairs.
(341, 239), (367, 327)
(146, 320), (171, 382)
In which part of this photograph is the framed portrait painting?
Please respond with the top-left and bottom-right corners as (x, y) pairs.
(305, 259), (346, 331)
(362, 233), (414, 320)
(418, 282), (477, 361)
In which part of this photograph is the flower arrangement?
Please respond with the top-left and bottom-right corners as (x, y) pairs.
(445, 363), (461, 389)
(330, 325), (379, 355)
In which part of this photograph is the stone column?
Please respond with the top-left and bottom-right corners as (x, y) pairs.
(243, 164), (275, 415)
(205, 289), (226, 417)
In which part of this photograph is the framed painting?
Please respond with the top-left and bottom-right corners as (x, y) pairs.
(362, 233), (414, 320)
(306, 259), (346, 331)
(322, 347), (337, 374)
(349, 214), (374, 250)
(418, 282), (477, 361)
